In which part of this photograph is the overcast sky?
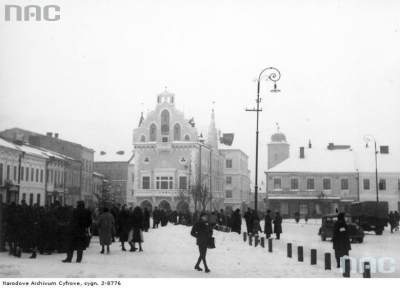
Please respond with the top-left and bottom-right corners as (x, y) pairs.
(1, 0), (399, 182)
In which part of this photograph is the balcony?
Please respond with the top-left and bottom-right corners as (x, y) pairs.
(134, 189), (190, 197)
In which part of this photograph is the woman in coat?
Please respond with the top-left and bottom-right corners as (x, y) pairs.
(231, 209), (242, 234)
(130, 206), (144, 252)
(191, 212), (212, 273)
(97, 207), (115, 254)
(117, 205), (131, 251)
(273, 211), (282, 240)
(332, 212), (351, 268)
(264, 210), (273, 239)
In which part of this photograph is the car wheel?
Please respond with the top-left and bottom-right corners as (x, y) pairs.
(359, 238), (364, 243)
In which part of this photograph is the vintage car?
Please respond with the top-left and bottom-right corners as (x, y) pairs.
(318, 214), (364, 243)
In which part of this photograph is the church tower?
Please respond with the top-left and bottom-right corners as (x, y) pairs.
(267, 125), (289, 169)
(206, 108), (218, 150)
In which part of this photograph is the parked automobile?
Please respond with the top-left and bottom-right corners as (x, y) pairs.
(318, 214), (364, 243)
(350, 201), (389, 235)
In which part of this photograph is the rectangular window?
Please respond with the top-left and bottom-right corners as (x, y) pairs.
(13, 166), (17, 181)
(341, 178), (349, 190)
(40, 170), (43, 183)
(225, 190), (232, 198)
(26, 167), (29, 181)
(179, 176), (187, 189)
(6, 165), (10, 180)
(20, 166), (24, 181)
(379, 179), (386, 191)
(36, 194), (41, 205)
(31, 168), (34, 182)
(142, 176), (150, 189)
(323, 178), (331, 190)
(226, 176), (232, 185)
(290, 178), (299, 190)
(156, 176), (173, 189)
(273, 178), (282, 190)
(0, 163), (3, 185)
(226, 159), (232, 168)
(306, 178), (315, 190)
(36, 168), (39, 182)
(363, 179), (370, 190)
(29, 193), (33, 206)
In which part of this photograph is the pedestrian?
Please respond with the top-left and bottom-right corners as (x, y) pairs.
(273, 211), (282, 240)
(264, 210), (273, 239)
(152, 207), (160, 228)
(117, 205), (131, 251)
(389, 211), (396, 233)
(332, 212), (351, 268)
(129, 206), (144, 252)
(294, 211), (300, 224)
(230, 209), (242, 234)
(395, 211), (400, 231)
(244, 208), (253, 235)
(143, 208), (150, 232)
(62, 201), (92, 263)
(97, 207), (115, 254)
(191, 212), (212, 273)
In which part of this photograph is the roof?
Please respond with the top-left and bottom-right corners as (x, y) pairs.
(94, 150), (134, 163)
(0, 137), (73, 161)
(268, 147), (356, 173)
(267, 145), (400, 174)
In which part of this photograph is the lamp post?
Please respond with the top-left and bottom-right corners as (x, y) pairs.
(246, 67), (281, 212)
(363, 135), (379, 203)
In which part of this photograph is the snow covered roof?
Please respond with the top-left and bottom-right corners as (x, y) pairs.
(94, 150), (134, 163)
(268, 145), (400, 174)
(0, 137), (73, 161)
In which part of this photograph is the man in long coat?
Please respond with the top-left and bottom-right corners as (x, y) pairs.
(117, 205), (131, 251)
(332, 212), (351, 268)
(231, 209), (242, 234)
(244, 208), (253, 235)
(273, 211), (282, 239)
(62, 201), (92, 263)
(264, 210), (273, 239)
(97, 207), (115, 254)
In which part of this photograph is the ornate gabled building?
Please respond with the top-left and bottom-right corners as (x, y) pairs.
(131, 90), (249, 212)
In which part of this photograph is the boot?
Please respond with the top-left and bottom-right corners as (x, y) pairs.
(194, 265), (202, 271)
(76, 250), (83, 263)
(30, 251), (37, 259)
(62, 250), (73, 263)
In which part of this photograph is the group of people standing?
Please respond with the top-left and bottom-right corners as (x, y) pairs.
(243, 208), (283, 239)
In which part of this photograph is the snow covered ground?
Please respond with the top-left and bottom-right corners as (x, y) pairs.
(0, 219), (398, 278)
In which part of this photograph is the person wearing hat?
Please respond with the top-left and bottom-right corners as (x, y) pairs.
(191, 212), (213, 273)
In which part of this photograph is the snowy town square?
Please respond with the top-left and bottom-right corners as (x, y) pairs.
(1, 0), (400, 283)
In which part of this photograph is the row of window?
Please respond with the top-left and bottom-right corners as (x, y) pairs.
(273, 177), (400, 192)
(273, 177), (349, 191)
(0, 163), (63, 185)
(21, 192), (41, 206)
(142, 176), (188, 190)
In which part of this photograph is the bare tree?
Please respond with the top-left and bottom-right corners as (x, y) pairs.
(190, 182), (211, 212)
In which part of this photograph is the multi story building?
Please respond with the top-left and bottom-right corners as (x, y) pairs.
(220, 149), (251, 210)
(131, 90), (250, 212)
(0, 128), (94, 207)
(94, 151), (134, 205)
(265, 131), (400, 217)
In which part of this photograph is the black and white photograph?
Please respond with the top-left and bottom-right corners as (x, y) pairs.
(0, 0), (400, 282)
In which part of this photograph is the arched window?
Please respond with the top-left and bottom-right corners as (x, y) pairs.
(149, 123), (157, 141)
(184, 135), (190, 141)
(161, 110), (170, 135)
(173, 123), (181, 141)
(140, 135), (146, 142)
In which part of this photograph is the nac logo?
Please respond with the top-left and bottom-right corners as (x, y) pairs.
(4, 4), (60, 22)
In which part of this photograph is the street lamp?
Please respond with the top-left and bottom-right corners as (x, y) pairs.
(246, 67), (281, 212)
(363, 135), (379, 203)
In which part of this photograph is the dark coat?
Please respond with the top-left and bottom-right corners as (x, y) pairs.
(264, 214), (273, 235)
(131, 207), (144, 243)
(244, 211), (252, 232)
(191, 220), (212, 247)
(117, 209), (131, 242)
(231, 211), (242, 234)
(332, 220), (351, 255)
(143, 209), (150, 230)
(97, 212), (115, 246)
(68, 207), (92, 251)
(273, 215), (282, 234)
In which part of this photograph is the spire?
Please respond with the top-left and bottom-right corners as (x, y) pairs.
(207, 108), (218, 150)
(138, 112), (144, 127)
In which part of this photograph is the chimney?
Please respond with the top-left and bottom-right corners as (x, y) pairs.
(308, 139), (312, 149)
(380, 146), (389, 154)
(299, 147), (305, 159)
(46, 132), (53, 137)
(54, 133), (59, 139)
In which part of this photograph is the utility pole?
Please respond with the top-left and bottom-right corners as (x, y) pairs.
(245, 67), (281, 212)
